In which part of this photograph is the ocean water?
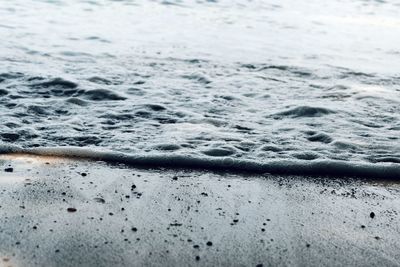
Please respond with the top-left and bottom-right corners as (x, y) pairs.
(0, 0), (399, 176)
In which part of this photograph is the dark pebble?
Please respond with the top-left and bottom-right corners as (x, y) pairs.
(370, 212), (375, 219)
(94, 198), (105, 204)
(4, 168), (13, 172)
(206, 241), (213, 246)
(67, 208), (77, 213)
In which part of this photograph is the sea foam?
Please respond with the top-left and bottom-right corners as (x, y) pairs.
(1, 146), (399, 180)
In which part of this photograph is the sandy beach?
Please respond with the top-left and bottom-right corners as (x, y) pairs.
(1, 0), (400, 266)
(0, 154), (399, 267)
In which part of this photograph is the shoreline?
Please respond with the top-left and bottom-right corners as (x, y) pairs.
(0, 147), (399, 180)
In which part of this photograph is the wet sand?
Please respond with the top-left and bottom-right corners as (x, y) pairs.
(0, 154), (399, 267)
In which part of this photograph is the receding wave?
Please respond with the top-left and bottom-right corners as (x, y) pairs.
(1, 146), (399, 180)
(1, 0), (399, 181)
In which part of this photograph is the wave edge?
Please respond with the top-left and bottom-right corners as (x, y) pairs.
(0, 146), (399, 180)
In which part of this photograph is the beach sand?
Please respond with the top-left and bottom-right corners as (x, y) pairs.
(0, 154), (399, 267)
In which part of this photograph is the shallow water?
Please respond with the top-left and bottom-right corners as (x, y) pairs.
(0, 0), (399, 172)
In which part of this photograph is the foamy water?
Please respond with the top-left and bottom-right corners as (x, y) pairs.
(0, 0), (399, 175)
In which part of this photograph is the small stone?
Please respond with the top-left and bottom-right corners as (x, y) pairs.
(94, 198), (105, 204)
(4, 167), (13, 172)
(67, 208), (77, 213)
(370, 212), (375, 219)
